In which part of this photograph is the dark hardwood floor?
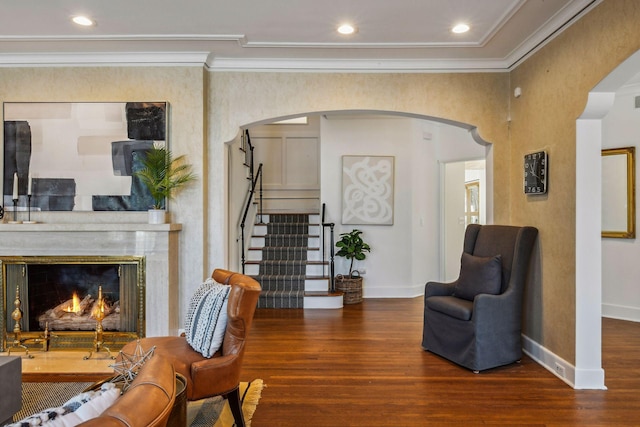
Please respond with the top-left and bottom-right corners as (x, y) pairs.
(241, 297), (640, 426)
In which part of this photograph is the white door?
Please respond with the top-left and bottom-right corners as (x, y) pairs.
(442, 160), (486, 281)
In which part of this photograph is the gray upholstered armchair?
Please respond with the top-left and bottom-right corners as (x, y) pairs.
(422, 224), (538, 372)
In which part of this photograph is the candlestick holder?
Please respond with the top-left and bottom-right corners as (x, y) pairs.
(24, 194), (36, 223)
(8, 199), (21, 224)
(84, 285), (115, 360)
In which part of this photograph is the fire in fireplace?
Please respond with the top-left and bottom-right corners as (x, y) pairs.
(28, 264), (121, 332)
(1, 256), (145, 352)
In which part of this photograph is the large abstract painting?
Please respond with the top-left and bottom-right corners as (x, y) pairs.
(342, 155), (394, 225)
(3, 102), (167, 212)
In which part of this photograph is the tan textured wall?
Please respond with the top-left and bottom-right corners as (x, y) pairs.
(209, 71), (511, 218)
(206, 71), (511, 302)
(0, 66), (207, 319)
(510, 0), (640, 362)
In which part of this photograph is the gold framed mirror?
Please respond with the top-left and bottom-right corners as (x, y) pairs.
(602, 147), (635, 238)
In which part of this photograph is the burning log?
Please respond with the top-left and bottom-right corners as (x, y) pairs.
(37, 291), (121, 331)
(49, 294), (94, 319)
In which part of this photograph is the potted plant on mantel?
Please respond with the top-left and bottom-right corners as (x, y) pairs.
(135, 145), (197, 224)
(335, 229), (371, 304)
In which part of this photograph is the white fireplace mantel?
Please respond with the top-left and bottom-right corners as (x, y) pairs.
(0, 222), (182, 337)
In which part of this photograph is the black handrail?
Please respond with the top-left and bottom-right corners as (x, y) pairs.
(321, 203), (336, 293)
(240, 163), (263, 274)
(240, 129), (263, 274)
(244, 129), (263, 224)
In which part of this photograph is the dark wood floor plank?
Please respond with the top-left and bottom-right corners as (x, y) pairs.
(241, 297), (640, 426)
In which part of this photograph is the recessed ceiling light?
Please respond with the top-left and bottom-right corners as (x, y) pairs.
(337, 23), (357, 35)
(452, 23), (470, 34)
(72, 16), (95, 27)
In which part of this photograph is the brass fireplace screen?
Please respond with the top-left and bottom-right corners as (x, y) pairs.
(1, 256), (145, 353)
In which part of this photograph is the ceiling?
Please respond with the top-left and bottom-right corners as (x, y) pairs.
(0, 0), (600, 71)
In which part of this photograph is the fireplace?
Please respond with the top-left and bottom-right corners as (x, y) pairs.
(1, 256), (144, 352)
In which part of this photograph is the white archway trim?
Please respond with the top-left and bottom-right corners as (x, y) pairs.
(238, 111), (495, 229)
(222, 110), (494, 296)
(574, 49), (640, 389)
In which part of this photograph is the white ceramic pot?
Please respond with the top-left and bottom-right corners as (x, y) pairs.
(148, 209), (167, 224)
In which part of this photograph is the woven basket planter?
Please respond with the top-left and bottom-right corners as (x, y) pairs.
(335, 276), (363, 304)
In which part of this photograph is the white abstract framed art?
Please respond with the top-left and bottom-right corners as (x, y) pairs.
(341, 155), (394, 225)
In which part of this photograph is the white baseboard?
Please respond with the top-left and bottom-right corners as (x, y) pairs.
(363, 284), (424, 298)
(522, 335), (606, 390)
(602, 303), (640, 322)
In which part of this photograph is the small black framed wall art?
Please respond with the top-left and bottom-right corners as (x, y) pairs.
(523, 150), (548, 194)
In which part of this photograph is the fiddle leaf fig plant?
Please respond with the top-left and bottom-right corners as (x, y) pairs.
(335, 229), (371, 277)
(135, 146), (197, 210)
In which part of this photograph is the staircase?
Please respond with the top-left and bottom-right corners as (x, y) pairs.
(244, 213), (342, 309)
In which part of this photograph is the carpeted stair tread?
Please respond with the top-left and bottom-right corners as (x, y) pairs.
(253, 275), (307, 282)
(251, 274), (328, 282)
(253, 212), (331, 309)
(250, 246), (319, 251)
(261, 247), (310, 260)
(245, 260), (326, 266)
(266, 223), (310, 234)
(263, 235), (313, 247)
(256, 281), (305, 291)
(267, 214), (310, 223)
(252, 274), (307, 282)
(258, 233), (318, 237)
(258, 292), (303, 308)
(256, 260), (307, 275)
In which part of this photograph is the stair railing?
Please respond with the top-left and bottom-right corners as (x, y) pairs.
(321, 203), (336, 293)
(240, 129), (263, 274)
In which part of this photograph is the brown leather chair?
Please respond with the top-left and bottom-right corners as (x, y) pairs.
(120, 269), (261, 427)
(79, 355), (176, 427)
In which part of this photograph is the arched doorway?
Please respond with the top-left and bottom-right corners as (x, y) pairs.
(226, 110), (493, 297)
(575, 49), (640, 390)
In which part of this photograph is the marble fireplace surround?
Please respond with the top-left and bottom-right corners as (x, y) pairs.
(0, 222), (181, 339)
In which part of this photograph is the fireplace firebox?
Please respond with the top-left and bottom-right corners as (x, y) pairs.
(1, 256), (145, 352)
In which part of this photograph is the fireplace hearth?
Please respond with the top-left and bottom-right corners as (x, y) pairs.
(1, 256), (144, 352)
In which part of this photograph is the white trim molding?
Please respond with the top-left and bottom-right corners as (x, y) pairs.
(602, 304), (640, 322)
(522, 335), (606, 390)
(0, 52), (209, 67)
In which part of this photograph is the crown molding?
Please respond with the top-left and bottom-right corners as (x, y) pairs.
(0, 51), (210, 67)
(206, 57), (510, 73)
(0, 51), (511, 72)
(504, 0), (601, 68)
(0, 34), (245, 43)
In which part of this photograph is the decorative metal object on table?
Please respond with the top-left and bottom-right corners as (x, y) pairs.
(109, 340), (156, 391)
(6, 286), (52, 357)
(84, 285), (116, 360)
